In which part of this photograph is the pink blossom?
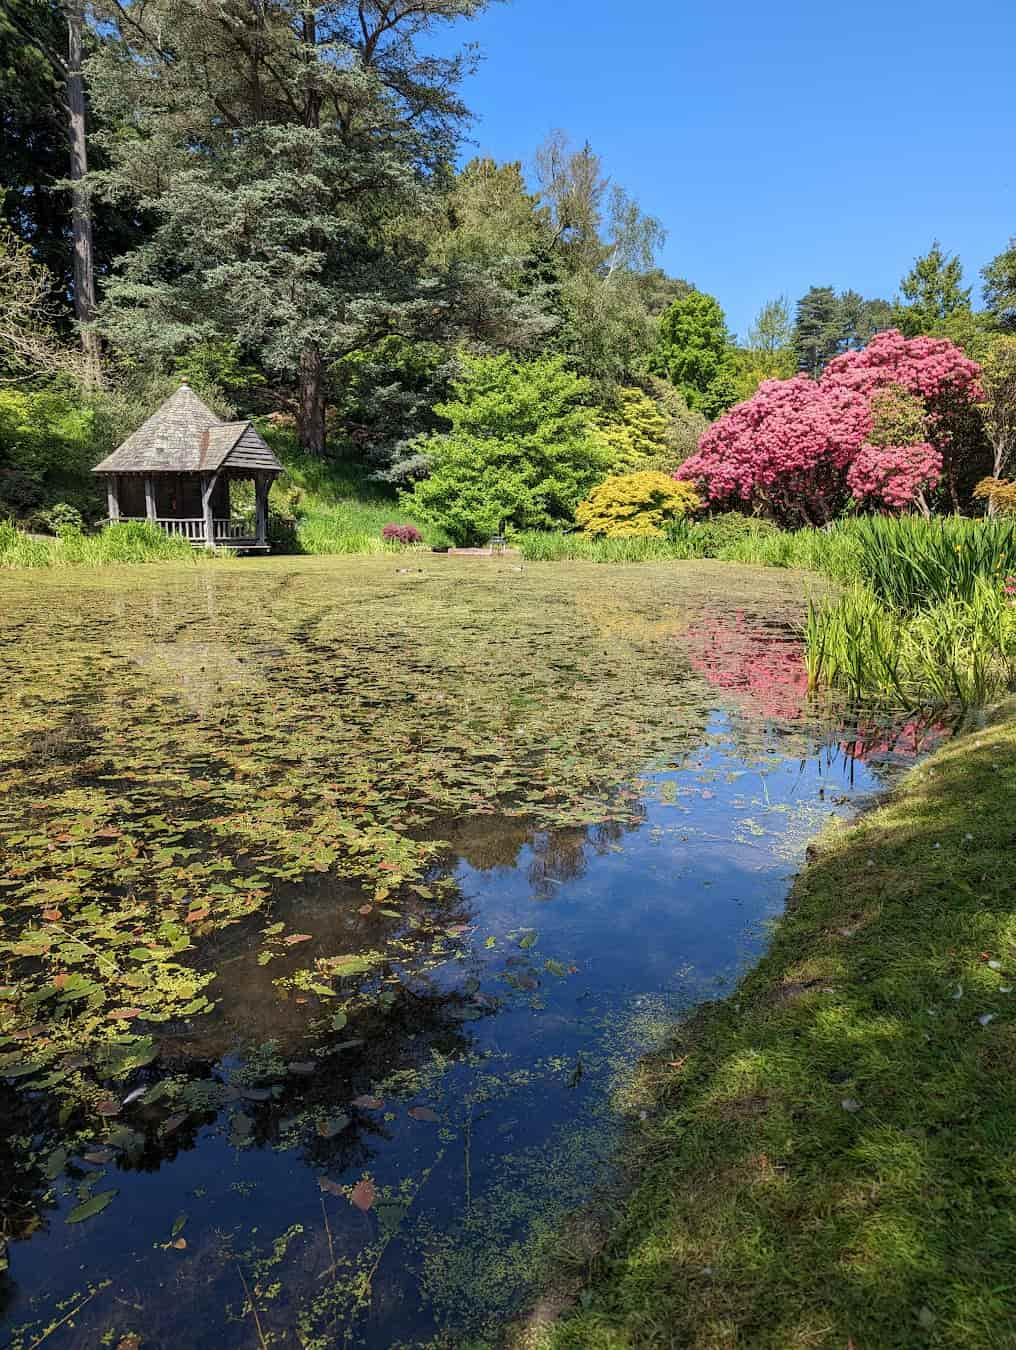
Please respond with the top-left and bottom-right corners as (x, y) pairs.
(846, 443), (942, 510)
(678, 330), (982, 524)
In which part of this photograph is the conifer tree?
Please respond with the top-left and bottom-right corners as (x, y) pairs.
(88, 0), (492, 453)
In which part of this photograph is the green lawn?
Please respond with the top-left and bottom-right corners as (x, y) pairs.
(541, 701), (1016, 1350)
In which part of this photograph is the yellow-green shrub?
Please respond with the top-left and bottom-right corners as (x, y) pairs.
(592, 384), (707, 474)
(575, 471), (701, 538)
(974, 476), (1016, 515)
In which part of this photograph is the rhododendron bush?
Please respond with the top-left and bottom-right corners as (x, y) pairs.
(846, 443), (942, 512)
(679, 330), (984, 523)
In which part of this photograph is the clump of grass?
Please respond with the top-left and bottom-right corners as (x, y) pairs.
(721, 523), (863, 583)
(542, 704), (1016, 1349)
(806, 578), (1016, 707)
(516, 532), (698, 563)
(0, 520), (207, 569)
(846, 514), (1016, 610)
(0, 520), (55, 568)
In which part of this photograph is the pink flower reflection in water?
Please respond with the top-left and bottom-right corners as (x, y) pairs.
(684, 612), (810, 722)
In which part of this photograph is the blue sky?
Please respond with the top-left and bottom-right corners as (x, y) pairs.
(443, 0), (1016, 341)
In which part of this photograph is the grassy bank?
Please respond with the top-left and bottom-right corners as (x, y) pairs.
(542, 702), (1016, 1349)
(267, 446), (450, 553)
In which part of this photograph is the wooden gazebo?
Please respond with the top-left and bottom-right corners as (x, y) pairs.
(93, 383), (283, 551)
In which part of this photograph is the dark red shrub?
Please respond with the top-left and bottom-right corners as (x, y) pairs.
(382, 523), (423, 545)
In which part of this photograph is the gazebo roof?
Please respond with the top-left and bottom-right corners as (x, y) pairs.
(92, 384), (283, 476)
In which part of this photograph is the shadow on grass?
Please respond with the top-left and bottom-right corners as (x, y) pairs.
(541, 700), (1016, 1350)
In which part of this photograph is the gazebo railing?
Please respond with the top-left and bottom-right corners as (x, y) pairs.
(119, 516), (259, 544)
(213, 518), (255, 543)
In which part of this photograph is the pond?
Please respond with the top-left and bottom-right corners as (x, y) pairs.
(0, 557), (946, 1348)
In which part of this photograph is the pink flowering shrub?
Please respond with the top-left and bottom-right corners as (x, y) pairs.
(382, 523), (423, 545)
(846, 443), (943, 512)
(679, 330), (983, 523)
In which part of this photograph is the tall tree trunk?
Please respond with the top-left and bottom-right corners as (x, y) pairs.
(296, 10), (324, 452)
(66, 0), (101, 386)
(297, 344), (326, 455)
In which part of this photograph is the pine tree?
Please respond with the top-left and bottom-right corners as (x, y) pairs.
(983, 240), (1016, 334)
(792, 286), (843, 377)
(88, 0), (491, 453)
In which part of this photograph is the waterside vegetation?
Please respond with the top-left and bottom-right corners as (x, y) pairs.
(543, 700), (1016, 1350)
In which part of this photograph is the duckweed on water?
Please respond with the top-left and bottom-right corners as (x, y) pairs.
(1, 556), (933, 1346)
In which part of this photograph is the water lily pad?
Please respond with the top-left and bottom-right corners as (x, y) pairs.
(67, 1189), (117, 1224)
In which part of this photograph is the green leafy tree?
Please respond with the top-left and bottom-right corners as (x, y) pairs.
(651, 290), (738, 419)
(534, 131), (665, 390)
(401, 354), (608, 543)
(983, 240), (1016, 333)
(749, 296), (793, 358)
(731, 296), (796, 402)
(893, 241), (972, 337)
(88, 0), (492, 454)
(979, 336), (1016, 493)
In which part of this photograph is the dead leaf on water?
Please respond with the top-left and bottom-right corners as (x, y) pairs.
(350, 1179), (376, 1212)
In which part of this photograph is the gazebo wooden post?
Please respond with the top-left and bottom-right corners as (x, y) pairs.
(106, 475), (120, 523)
(144, 475), (157, 522)
(201, 472), (218, 549)
(254, 473), (269, 548)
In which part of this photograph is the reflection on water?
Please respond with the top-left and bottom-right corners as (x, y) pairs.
(0, 560), (947, 1348)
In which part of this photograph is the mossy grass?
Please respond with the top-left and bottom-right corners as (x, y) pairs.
(541, 702), (1016, 1350)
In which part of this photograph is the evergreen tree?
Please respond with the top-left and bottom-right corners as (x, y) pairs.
(893, 241), (972, 337)
(792, 286), (843, 377)
(983, 240), (1016, 333)
(839, 291), (893, 349)
(88, 0), (492, 453)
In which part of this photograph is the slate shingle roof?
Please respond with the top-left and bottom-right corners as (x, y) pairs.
(92, 385), (282, 475)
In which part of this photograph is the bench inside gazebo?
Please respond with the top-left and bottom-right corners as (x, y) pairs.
(92, 383), (283, 551)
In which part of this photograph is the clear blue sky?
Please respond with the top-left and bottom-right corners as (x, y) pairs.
(443, 0), (1016, 341)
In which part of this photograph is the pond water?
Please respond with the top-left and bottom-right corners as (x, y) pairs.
(0, 558), (945, 1348)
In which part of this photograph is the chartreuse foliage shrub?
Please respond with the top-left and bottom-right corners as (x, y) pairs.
(402, 354), (608, 545)
(575, 471), (700, 538)
(591, 384), (706, 474)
